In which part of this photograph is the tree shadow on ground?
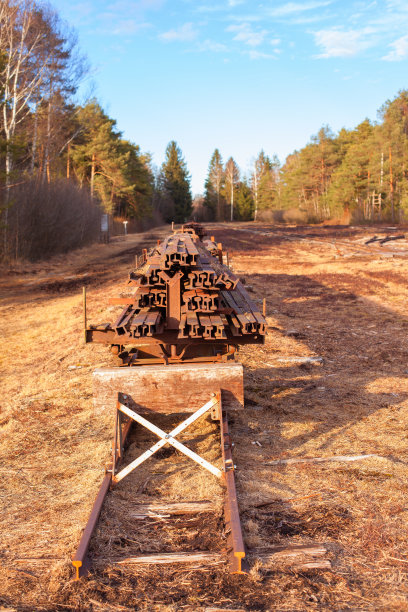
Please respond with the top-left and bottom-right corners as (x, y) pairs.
(243, 271), (408, 450)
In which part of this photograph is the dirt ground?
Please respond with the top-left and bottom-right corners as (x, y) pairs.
(1, 222), (408, 611)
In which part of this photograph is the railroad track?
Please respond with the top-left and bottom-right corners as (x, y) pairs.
(71, 224), (331, 581)
(72, 392), (248, 578)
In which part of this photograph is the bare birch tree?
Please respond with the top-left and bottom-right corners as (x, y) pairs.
(0, 1), (85, 251)
(0, 0), (52, 249)
(251, 150), (272, 221)
(224, 157), (239, 221)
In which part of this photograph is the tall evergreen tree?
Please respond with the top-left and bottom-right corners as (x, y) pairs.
(379, 91), (408, 220)
(160, 141), (192, 223)
(280, 126), (340, 219)
(204, 148), (224, 220)
(327, 120), (375, 219)
(236, 180), (254, 220)
(257, 154), (280, 212)
(70, 101), (152, 216)
(251, 150), (272, 219)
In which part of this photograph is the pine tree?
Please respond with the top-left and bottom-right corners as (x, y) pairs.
(327, 120), (375, 220)
(257, 154), (280, 212)
(204, 148), (224, 220)
(160, 141), (192, 223)
(236, 181), (254, 220)
(379, 91), (408, 221)
(71, 101), (152, 216)
(116, 143), (153, 219)
(280, 126), (340, 219)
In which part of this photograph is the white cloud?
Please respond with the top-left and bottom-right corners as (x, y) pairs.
(227, 13), (262, 22)
(226, 23), (267, 46)
(313, 28), (374, 58)
(385, 0), (408, 12)
(270, 38), (281, 45)
(197, 39), (229, 52)
(290, 14), (333, 24)
(268, 1), (332, 18)
(247, 50), (276, 60)
(159, 22), (198, 42)
(106, 0), (164, 13)
(196, 4), (227, 13)
(112, 20), (151, 35)
(382, 34), (408, 60)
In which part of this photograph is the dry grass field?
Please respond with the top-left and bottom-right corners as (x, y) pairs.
(1, 222), (408, 611)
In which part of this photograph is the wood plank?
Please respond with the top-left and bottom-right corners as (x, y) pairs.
(250, 545), (331, 571)
(129, 501), (217, 518)
(265, 454), (381, 466)
(252, 544), (327, 559)
(93, 362), (244, 415)
(115, 397), (222, 481)
(109, 552), (224, 566)
(108, 298), (135, 305)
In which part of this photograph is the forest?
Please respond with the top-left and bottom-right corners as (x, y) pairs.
(1, 0), (408, 261)
(0, 0), (192, 260)
(203, 92), (408, 225)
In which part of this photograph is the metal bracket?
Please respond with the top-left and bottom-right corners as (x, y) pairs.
(210, 391), (222, 420)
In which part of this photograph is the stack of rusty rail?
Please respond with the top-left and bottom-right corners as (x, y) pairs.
(86, 225), (266, 365)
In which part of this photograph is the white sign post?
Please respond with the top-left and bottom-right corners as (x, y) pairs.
(100, 214), (109, 243)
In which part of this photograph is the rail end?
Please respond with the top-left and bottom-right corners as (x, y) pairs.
(233, 551), (249, 574)
(72, 559), (82, 580)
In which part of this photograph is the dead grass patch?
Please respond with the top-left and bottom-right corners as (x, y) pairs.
(1, 223), (408, 609)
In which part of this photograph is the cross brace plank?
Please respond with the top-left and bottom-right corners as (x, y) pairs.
(113, 396), (222, 482)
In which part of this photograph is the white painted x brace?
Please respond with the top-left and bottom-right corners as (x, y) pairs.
(113, 395), (222, 483)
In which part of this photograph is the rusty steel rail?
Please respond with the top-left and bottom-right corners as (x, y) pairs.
(72, 413), (133, 579)
(220, 412), (248, 573)
(72, 473), (112, 580)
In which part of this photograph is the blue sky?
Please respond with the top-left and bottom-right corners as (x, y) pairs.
(54, 0), (408, 194)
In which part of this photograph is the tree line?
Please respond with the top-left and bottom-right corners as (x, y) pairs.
(0, 0), (192, 259)
(2, 1), (408, 261)
(203, 90), (408, 224)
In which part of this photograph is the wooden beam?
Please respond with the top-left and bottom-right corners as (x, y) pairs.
(129, 501), (217, 518)
(250, 544), (331, 571)
(105, 552), (224, 566)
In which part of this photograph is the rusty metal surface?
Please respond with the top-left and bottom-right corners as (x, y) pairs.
(220, 409), (248, 574)
(72, 473), (111, 580)
(72, 416), (133, 580)
(86, 224), (266, 366)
